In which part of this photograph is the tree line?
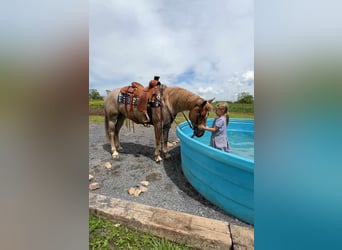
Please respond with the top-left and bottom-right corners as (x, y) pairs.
(89, 89), (253, 104)
(89, 89), (103, 100)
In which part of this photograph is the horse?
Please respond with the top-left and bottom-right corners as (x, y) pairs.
(104, 84), (214, 162)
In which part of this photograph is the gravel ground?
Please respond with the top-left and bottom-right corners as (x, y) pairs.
(89, 121), (252, 228)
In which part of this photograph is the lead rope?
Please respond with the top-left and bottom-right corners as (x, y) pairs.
(167, 109), (191, 129)
(181, 112), (193, 129)
(159, 84), (164, 157)
(164, 105), (195, 138)
(178, 111), (196, 138)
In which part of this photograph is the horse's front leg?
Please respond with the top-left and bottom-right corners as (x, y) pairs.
(154, 126), (162, 162)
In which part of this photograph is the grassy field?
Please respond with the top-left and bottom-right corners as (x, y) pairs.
(90, 214), (193, 250)
(89, 100), (253, 112)
(89, 115), (105, 123)
(89, 112), (253, 123)
(89, 100), (253, 123)
(89, 99), (105, 109)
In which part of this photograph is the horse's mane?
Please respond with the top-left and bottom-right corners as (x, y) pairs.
(163, 85), (204, 112)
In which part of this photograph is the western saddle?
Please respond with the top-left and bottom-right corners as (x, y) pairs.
(119, 76), (161, 123)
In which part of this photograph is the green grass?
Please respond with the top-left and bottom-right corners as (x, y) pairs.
(89, 112), (253, 124)
(89, 115), (105, 123)
(226, 103), (254, 113)
(89, 214), (193, 250)
(89, 99), (105, 109)
(227, 112), (254, 119)
(89, 100), (254, 124)
(89, 100), (253, 113)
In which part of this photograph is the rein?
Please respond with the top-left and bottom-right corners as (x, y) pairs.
(181, 112), (193, 129)
(181, 112), (198, 138)
(176, 111), (200, 138)
(165, 103), (207, 138)
(159, 84), (164, 155)
(166, 108), (192, 129)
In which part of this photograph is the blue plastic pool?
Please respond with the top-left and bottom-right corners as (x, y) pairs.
(176, 118), (254, 224)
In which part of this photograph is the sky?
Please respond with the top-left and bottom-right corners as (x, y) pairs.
(90, 0), (253, 102)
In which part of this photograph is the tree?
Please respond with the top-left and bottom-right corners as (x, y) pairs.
(89, 89), (103, 100)
(236, 92), (254, 104)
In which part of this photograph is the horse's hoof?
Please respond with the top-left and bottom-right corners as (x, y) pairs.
(112, 151), (119, 159)
(117, 147), (124, 152)
(155, 156), (163, 162)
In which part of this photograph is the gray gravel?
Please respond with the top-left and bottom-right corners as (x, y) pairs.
(89, 121), (252, 228)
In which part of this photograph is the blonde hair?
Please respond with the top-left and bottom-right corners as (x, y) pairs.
(215, 102), (228, 114)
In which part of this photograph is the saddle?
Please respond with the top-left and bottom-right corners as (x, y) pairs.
(119, 77), (161, 123)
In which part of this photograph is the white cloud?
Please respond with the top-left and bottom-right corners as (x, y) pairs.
(90, 0), (253, 101)
(242, 70), (254, 81)
(198, 86), (223, 95)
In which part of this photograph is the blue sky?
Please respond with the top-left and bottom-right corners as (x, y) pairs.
(90, 0), (253, 101)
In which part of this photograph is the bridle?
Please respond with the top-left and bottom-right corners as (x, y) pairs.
(179, 107), (209, 138)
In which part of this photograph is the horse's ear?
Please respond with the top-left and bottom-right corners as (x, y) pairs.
(208, 98), (215, 103)
(200, 100), (207, 108)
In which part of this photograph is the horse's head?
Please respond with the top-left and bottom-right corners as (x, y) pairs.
(189, 98), (214, 137)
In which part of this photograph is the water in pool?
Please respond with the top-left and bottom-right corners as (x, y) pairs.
(195, 131), (254, 160)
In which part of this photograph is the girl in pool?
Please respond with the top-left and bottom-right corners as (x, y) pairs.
(199, 102), (231, 152)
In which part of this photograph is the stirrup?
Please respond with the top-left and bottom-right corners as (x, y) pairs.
(143, 112), (150, 123)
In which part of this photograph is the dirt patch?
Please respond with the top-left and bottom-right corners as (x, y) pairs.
(89, 108), (105, 115)
(145, 172), (163, 182)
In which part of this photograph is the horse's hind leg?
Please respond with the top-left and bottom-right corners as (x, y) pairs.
(105, 111), (121, 159)
(114, 113), (125, 152)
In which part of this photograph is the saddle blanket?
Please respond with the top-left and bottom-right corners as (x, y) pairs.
(118, 92), (138, 105)
(118, 92), (162, 107)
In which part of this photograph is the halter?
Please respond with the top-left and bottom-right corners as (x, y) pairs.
(180, 108), (209, 138)
(163, 101), (209, 138)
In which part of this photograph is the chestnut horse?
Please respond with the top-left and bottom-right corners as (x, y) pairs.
(104, 84), (213, 162)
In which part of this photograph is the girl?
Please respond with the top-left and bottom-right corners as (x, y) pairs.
(199, 102), (230, 152)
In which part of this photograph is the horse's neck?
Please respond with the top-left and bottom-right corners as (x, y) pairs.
(166, 87), (202, 113)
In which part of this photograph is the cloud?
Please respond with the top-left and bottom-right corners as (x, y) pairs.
(90, 0), (254, 101)
(198, 86), (224, 96)
(242, 70), (254, 81)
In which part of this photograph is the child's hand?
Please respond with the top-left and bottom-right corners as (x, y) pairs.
(198, 124), (206, 130)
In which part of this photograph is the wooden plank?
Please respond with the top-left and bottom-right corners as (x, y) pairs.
(89, 193), (232, 250)
(230, 224), (254, 250)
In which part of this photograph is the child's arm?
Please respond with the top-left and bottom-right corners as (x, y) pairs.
(199, 124), (218, 132)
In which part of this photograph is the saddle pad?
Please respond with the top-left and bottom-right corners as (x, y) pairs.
(118, 92), (138, 105)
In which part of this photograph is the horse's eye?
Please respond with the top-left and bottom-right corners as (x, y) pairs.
(201, 111), (208, 118)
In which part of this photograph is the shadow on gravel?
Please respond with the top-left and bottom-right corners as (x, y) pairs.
(102, 142), (156, 161)
(163, 146), (230, 217)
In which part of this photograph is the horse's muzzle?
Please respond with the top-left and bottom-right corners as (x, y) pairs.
(193, 126), (205, 137)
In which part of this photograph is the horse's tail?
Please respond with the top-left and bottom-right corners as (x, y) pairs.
(104, 109), (109, 141)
